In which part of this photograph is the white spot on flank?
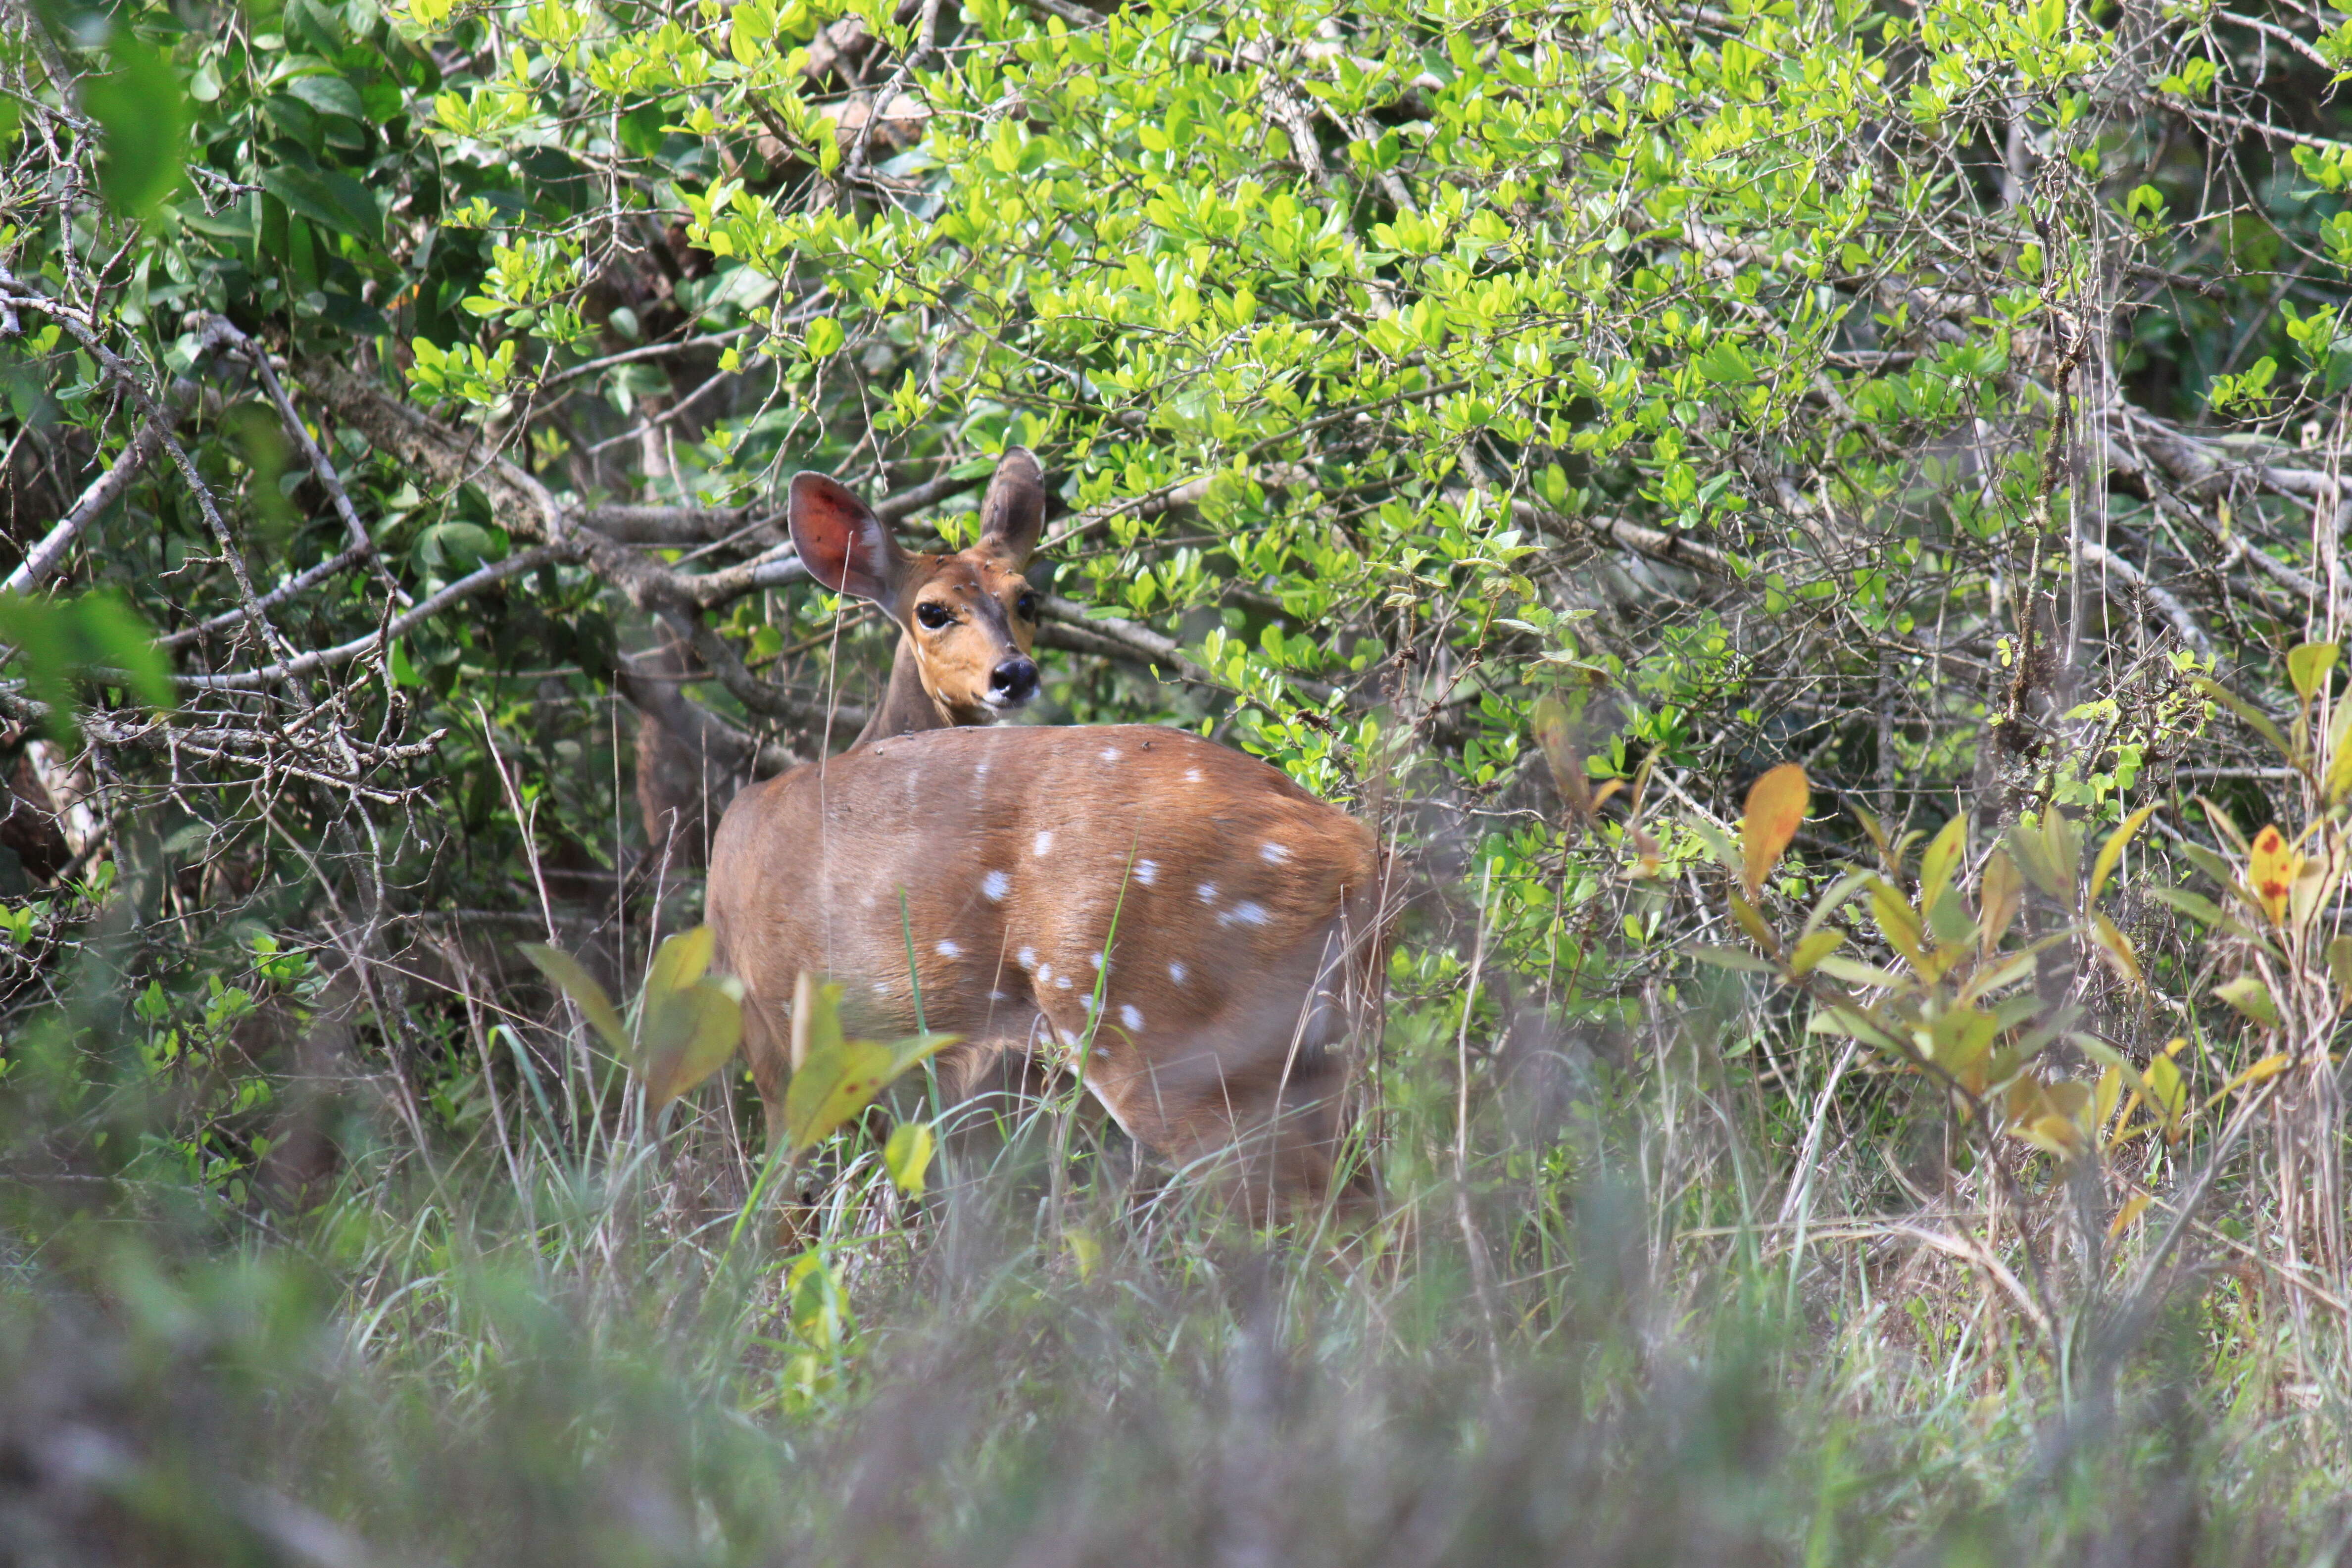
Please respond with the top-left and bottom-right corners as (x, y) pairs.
(935, 939), (963, 958)
(1100, 746), (1121, 762)
(1036, 964), (1054, 985)
(1056, 975), (1073, 989)
(1019, 946), (1039, 970)
(1260, 841), (1291, 864)
(976, 761), (990, 778)
(1169, 961), (1187, 985)
(1184, 768), (1204, 783)
(1220, 902), (1271, 928)
(1120, 1004), (1144, 1031)
(989, 990), (1009, 1002)
(982, 870), (1010, 901)
(1033, 830), (1054, 857)
(1082, 994), (1096, 1012)
(1134, 859), (1158, 886)
(1197, 882), (1218, 904)
(1089, 953), (1103, 969)
(871, 981), (890, 995)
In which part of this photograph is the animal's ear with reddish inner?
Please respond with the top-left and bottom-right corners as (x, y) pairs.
(976, 447), (1046, 568)
(789, 472), (906, 603)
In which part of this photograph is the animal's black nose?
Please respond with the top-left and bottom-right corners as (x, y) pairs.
(990, 657), (1039, 702)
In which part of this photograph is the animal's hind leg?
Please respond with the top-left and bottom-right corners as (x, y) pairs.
(927, 1033), (1061, 1190)
(739, 994), (790, 1154)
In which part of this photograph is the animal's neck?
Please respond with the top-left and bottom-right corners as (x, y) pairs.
(853, 637), (957, 748)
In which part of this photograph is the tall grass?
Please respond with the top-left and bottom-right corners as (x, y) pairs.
(3, 922), (2343, 1568)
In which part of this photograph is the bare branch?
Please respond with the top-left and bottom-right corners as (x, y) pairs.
(3, 385), (187, 595)
(180, 545), (578, 691)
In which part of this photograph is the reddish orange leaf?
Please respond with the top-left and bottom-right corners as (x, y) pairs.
(1741, 763), (1810, 901)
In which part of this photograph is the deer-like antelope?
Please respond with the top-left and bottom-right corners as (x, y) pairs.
(706, 452), (1387, 1212)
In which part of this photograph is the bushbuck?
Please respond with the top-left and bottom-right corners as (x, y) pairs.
(705, 451), (1386, 1213)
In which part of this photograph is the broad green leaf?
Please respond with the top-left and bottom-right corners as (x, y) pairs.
(0, 591), (176, 742)
(640, 974), (744, 1106)
(1867, 878), (1926, 968)
(518, 943), (629, 1055)
(2005, 818), (2066, 900)
(84, 32), (185, 219)
(2330, 934), (2352, 995)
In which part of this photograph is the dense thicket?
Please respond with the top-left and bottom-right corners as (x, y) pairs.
(10, 0), (2352, 1559)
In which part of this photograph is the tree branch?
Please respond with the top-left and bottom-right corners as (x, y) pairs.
(3, 384), (188, 595)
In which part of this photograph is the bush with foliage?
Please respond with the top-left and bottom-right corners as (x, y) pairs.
(11, 0), (2352, 1557)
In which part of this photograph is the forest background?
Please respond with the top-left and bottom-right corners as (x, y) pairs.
(7, 0), (2352, 1559)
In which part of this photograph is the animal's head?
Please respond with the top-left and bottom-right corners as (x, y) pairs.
(787, 449), (1048, 725)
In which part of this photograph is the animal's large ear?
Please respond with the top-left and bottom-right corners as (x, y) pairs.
(975, 447), (1046, 568)
(789, 472), (907, 603)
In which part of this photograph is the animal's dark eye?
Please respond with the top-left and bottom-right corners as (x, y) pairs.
(1016, 592), (1038, 619)
(917, 601), (954, 630)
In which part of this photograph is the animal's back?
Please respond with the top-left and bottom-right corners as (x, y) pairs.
(708, 724), (1385, 1204)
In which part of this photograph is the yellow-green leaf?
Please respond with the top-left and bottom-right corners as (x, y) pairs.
(2330, 934), (2352, 995)
(2147, 1050), (2187, 1139)
(1788, 926), (1845, 978)
(2214, 975), (2280, 1029)
(2210, 1053), (2291, 1105)
(2090, 912), (2143, 987)
(888, 1031), (961, 1077)
(1917, 813), (1967, 915)
(2006, 817), (2066, 900)
(1813, 954), (1908, 989)
(2108, 1191), (2154, 1237)
(1728, 891), (1780, 957)
(1979, 848), (2022, 953)
(2325, 738), (2352, 807)
(1868, 878), (1927, 967)
(883, 1119), (936, 1198)
(2289, 640), (2341, 703)
(1740, 762), (1809, 901)
(2088, 803), (2157, 905)
(784, 1037), (895, 1154)
(2193, 678), (2291, 760)
(633, 929), (742, 1105)
(790, 970), (844, 1072)
(645, 923), (716, 998)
